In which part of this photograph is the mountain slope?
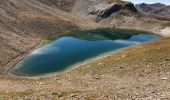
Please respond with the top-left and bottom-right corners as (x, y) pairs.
(68, 0), (170, 36)
(0, 0), (102, 71)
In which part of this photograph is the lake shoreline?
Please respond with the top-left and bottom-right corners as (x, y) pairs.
(4, 28), (162, 79)
(4, 42), (44, 78)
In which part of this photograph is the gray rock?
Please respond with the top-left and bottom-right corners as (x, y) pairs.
(88, 3), (121, 20)
(161, 77), (168, 80)
(122, 2), (137, 12)
(70, 93), (77, 97)
(99, 3), (122, 18)
(51, 92), (63, 97)
(95, 76), (101, 79)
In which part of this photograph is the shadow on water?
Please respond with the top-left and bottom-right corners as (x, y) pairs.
(45, 28), (146, 43)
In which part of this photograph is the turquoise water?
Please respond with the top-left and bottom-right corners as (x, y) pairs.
(12, 29), (160, 76)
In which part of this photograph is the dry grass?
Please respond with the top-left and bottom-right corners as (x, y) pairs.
(0, 38), (170, 99)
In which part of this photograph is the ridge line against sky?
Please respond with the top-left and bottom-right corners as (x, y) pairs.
(124, 0), (170, 5)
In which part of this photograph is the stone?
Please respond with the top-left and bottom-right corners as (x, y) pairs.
(119, 66), (124, 69)
(97, 62), (103, 66)
(51, 92), (63, 97)
(36, 81), (39, 84)
(51, 92), (58, 95)
(39, 82), (44, 86)
(157, 47), (161, 50)
(36, 81), (44, 86)
(161, 77), (168, 80)
(122, 55), (126, 58)
(70, 93), (77, 97)
(95, 76), (100, 79)
(58, 81), (62, 84)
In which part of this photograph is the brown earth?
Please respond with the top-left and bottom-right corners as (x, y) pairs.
(0, 0), (170, 99)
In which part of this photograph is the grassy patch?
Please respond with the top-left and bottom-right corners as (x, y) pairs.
(0, 89), (34, 99)
(162, 22), (170, 29)
(0, 65), (4, 72)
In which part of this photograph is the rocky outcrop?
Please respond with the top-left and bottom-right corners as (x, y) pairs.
(88, 3), (122, 18)
(71, 0), (139, 22)
(160, 27), (170, 37)
(122, 2), (137, 12)
(87, 2), (137, 21)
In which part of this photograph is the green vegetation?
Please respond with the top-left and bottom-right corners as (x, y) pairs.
(43, 30), (73, 44)
(0, 65), (3, 72)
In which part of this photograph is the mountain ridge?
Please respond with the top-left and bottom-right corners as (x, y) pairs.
(136, 3), (170, 18)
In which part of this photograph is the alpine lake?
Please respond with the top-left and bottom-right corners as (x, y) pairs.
(12, 29), (160, 76)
